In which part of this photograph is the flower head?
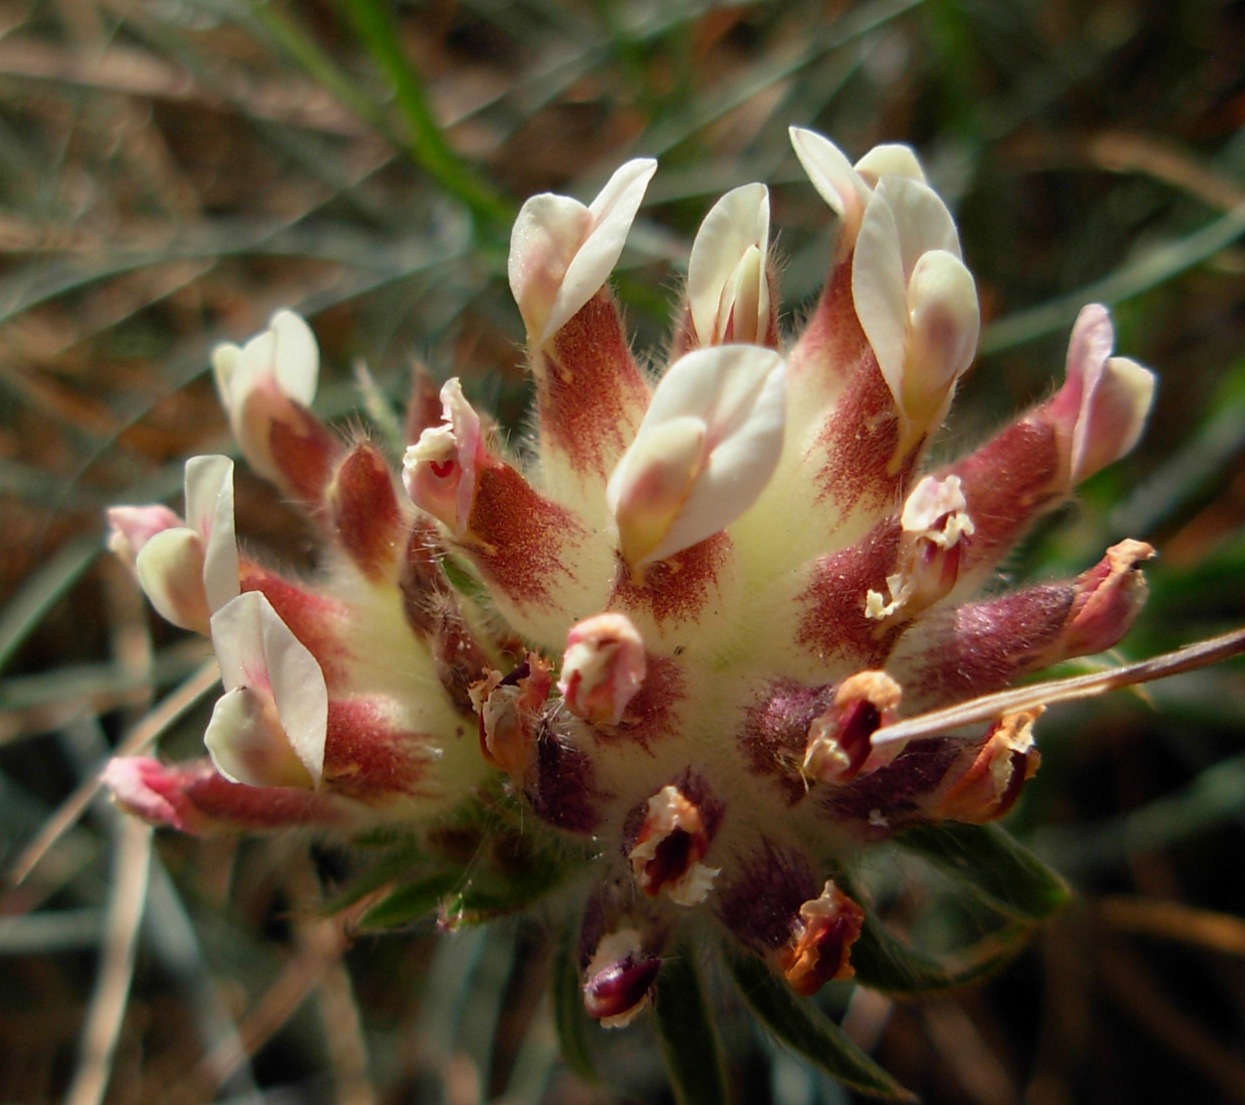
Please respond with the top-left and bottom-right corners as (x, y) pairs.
(102, 126), (1191, 1100)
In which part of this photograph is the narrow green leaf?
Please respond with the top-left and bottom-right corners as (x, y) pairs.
(356, 870), (462, 930)
(896, 822), (1069, 922)
(551, 923), (598, 1084)
(851, 914), (1030, 995)
(653, 951), (728, 1105)
(727, 951), (916, 1102)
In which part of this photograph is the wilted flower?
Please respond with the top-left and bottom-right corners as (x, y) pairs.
(104, 127), (1193, 1097)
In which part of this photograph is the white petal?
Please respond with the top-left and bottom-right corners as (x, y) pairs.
(852, 191), (908, 397)
(609, 345), (786, 566)
(508, 192), (592, 337)
(183, 455), (240, 615)
(106, 504), (183, 565)
(135, 527), (208, 632)
(789, 126), (869, 221)
(905, 249), (980, 391)
(210, 592), (327, 785)
(687, 183), (769, 345)
(854, 143), (926, 185)
(204, 685), (314, 788)
(1071, 356), (1156, 484)
(268, 310), (319, 406)
(550, 158), (657, 344)
(874, 176), (962, 270)
(210, 341), (242, 413)
(509, 160), (657, 346)
(1064, 303), (1115, 398)
(609, 416), (707, 568)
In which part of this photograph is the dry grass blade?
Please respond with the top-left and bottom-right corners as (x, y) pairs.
(1098, 897), (1245, 959)
(1099, 946), (1245, 1105)
(872, 627), (1245, 748)
(64, 814), (153, 1105)
(7, 659), (219, 886)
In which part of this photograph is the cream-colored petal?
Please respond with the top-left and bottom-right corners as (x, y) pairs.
(210, 592), (327, 786)
(183, 455), (240, 616)
(687, 183), (770, 345)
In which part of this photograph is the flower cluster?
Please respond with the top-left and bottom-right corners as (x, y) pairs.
(104, 128), (1156, 1052)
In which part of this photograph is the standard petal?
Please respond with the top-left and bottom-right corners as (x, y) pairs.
(852, 191), (908, 395)
(1063, 303), (1116, 407)
(687, 182), (770, 345)
(789, 126), (869, 222)
(550, 158), (657, 344)
(269, 309), (319, 406)
(183, 455), (240, 615)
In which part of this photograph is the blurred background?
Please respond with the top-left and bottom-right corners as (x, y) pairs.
(1, 0), (1243, 1102)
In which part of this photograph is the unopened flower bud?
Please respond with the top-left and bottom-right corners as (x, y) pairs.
(628, 784), (719, 906)
(929, 709), (1043, 823)
(102, 756), (207, 834)
(608, 345), (786, 570)
(804, 671), (903, 785)
(559, 613), (646, 725)
(1061, 539), (1155, 658)
(582, 929), (662, 1027)
(329, 441), (405, 579)
(775, 880), (865, 996)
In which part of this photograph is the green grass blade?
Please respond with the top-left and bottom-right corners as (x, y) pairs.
(341, 0), (512, 230)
